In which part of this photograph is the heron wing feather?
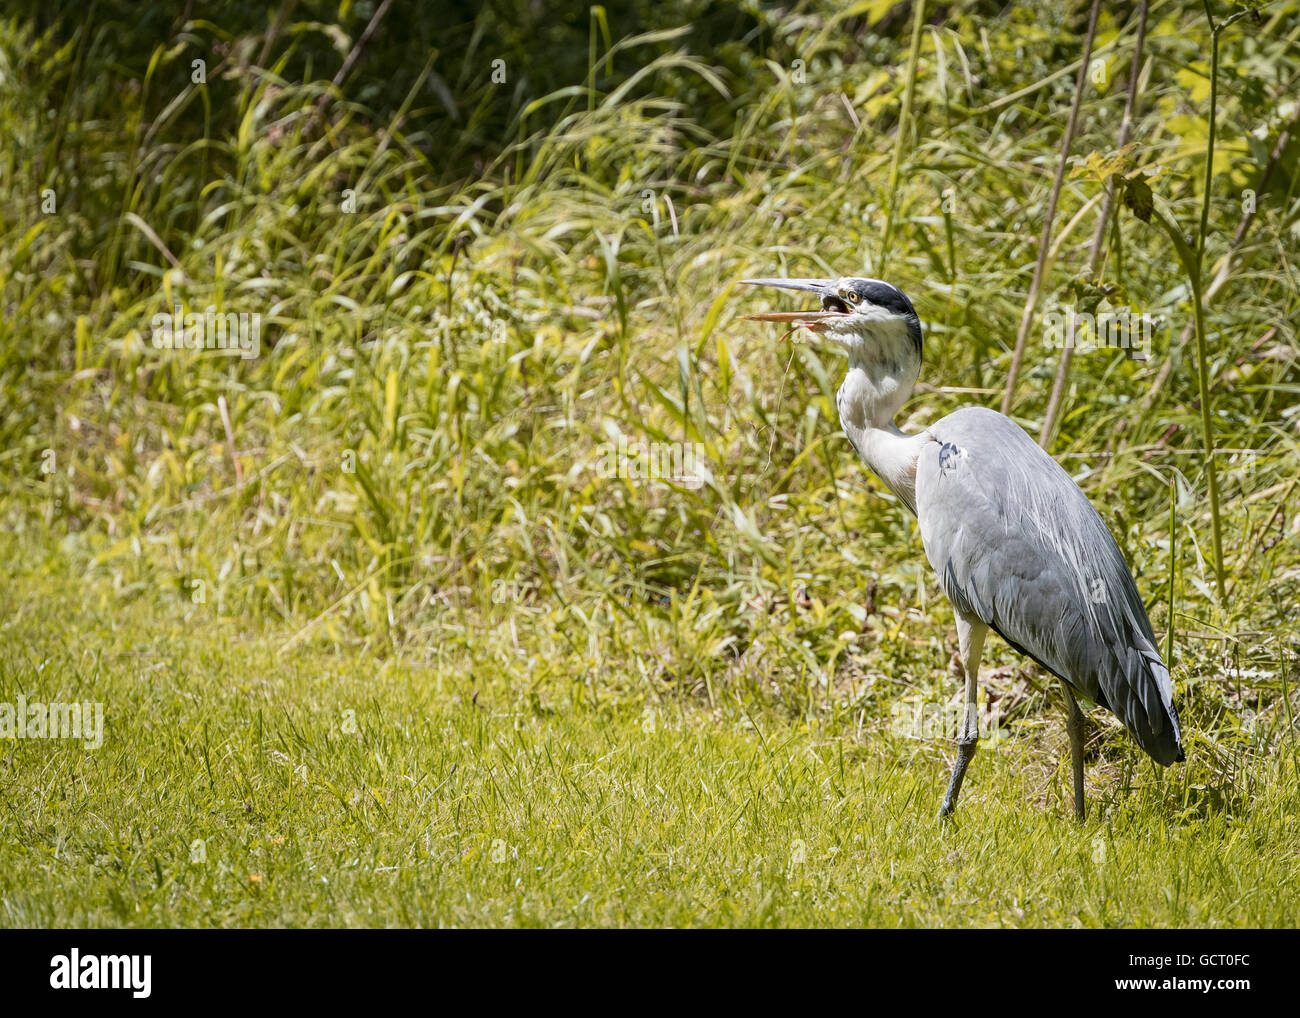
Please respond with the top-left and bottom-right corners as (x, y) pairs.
(914, 407), (1183, 763)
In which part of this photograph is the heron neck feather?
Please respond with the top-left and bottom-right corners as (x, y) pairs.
(835, 322), (926, 512)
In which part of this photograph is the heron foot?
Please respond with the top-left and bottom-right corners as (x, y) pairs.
(937, 734), (979, 820)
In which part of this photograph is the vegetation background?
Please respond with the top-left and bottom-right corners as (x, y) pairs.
(1, 0), (1297, 926)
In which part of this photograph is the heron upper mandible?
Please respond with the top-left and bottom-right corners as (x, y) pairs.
(741, 275), (1184, 820)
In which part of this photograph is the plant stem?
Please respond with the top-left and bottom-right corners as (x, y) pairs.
(1147, 203), (1226, 601)
(879, 0), (926, 274)
(1167, 476), (1176, 666)
(1187, 260), (1227, 603)
(1000, 0), (1102, 416)
(1196, 2), (1228, 601)
(1199, 0), (1219, 265)
(1041, 0), (1149, 447)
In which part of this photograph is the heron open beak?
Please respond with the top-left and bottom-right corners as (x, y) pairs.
(737, 278), (848, 332)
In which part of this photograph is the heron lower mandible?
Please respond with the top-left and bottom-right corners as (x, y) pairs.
(741, 275), (1184, 821)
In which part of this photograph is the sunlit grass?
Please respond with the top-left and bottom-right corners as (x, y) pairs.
(1, 1), (1297, 927)
(1, 553), (1296, 928)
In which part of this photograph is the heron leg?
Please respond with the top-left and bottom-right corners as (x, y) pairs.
(1062, 683), (1087, 822)
(939, 617), (987, 819)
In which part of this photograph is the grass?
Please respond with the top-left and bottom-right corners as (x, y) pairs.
(2, 542), (1297, 928)
(1, 1), (1299, 927)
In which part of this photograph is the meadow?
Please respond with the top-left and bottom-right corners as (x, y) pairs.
(1, 0), (1297, 926)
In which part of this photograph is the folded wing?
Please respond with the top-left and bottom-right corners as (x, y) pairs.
(914, 406), (1183, 764)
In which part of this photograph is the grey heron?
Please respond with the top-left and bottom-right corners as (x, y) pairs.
(740, 275), (1184, 820)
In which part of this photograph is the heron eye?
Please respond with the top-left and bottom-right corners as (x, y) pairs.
(844, 291), (860, 305)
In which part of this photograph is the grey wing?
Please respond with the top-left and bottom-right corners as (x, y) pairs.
(915, 406), (1183, 765)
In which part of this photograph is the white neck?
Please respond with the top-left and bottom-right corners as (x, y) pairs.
(833, 321), (927, 513)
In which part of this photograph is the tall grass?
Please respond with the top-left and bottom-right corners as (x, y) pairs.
(1, 0), (1297, 807)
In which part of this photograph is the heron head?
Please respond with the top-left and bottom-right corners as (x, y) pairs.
(739, 276), (922, 359)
